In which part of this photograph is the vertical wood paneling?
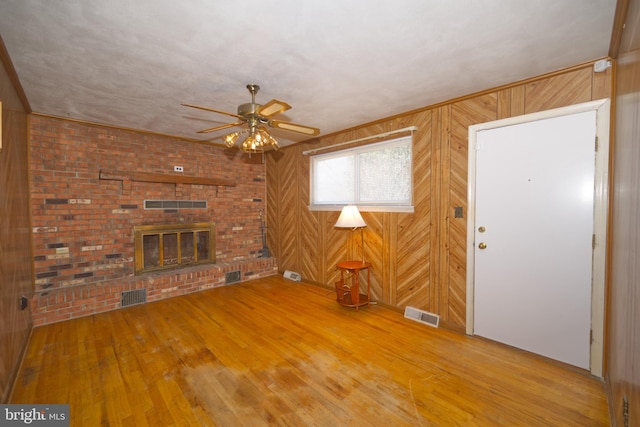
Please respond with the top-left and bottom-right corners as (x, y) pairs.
(608, 47), (640, 427)
(497, 89), (511, 120)
(510, 85), (526, 117)
(266, 62), (610, 331)
(429, 108), (443, 313)
(0, 52), (32, 402)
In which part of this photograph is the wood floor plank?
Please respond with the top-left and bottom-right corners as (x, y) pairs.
(11, 276), (609, 426)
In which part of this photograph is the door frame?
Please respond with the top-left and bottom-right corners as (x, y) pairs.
(465, 99), (610, 377)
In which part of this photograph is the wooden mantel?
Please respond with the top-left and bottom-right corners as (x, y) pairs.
(99, 170), (236, 187)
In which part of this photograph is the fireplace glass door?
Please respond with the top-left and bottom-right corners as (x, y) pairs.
(134, 223), (215, 274)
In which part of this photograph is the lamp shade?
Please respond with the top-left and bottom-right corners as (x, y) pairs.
(334, 205), (367, 228)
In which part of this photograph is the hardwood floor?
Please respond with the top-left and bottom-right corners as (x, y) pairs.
(11, 276), (609, 426)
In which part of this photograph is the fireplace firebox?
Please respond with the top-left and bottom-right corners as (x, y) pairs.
(133, 223), (215, 274)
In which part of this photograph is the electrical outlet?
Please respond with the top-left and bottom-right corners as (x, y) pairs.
(174, 166), (183, 172)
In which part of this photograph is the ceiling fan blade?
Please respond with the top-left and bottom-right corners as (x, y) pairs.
(270, 120), (320, 136)
(182, 103), (243, 119)
(258, 99), (291, 117)
(197, 122), (244, 134)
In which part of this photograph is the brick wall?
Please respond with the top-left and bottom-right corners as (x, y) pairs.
(29, 116), (277, 325)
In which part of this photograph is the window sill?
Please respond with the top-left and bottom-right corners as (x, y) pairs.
(308, 205), (415, 213)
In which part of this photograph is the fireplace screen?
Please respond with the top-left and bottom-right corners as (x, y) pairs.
(133, 222), (215, 274)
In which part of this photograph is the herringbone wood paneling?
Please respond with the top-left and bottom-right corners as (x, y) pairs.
(266, 62), (611, 330)
(274, 148), (299, 272)
(324, 211), (349, 286)
(266, 152), (279, 260)
(361, 211), (384, 301)
(395, 112), (432, 309)
(298, 147), (323, 281)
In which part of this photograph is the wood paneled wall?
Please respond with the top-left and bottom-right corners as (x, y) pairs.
(0, 43), (32, 402)
(266, 61), (612, 330)
(607, 1), (640, 423)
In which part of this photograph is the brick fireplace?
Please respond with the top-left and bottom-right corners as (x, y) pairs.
(29, 116), (277, 326)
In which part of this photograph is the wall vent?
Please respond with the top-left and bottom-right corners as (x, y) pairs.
(404, 306), (440, 328)
(121, 289), (147, 307)
(225, 270), (241, 284)
(144, 200), (207, 210)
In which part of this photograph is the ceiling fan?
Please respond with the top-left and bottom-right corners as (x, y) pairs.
(182, 84), (320, 153)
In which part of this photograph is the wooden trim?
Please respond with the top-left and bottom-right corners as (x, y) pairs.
(0, 35), (31, 113)
(608, 0), (631, 59)
(99, 169), (236, 187)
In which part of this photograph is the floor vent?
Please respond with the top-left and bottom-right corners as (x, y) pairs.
(121, 289), (147, 307)
(404, 306), (440, 328)
(225, 270), (241, 284)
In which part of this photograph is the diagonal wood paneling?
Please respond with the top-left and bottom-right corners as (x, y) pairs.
(266, 62), (610, 331)
(446, 94), (497, 328)
(266, 152), (279, 260)
(274, 148), (299, 272)
(296, 145), (323, 282)
(395, 111), (432, 309)
(524, 68), (592, 114)
(324, 210), (349, 287)
(362, 211), (384, 301)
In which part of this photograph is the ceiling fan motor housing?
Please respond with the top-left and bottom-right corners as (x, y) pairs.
(238, 103), (262, 117)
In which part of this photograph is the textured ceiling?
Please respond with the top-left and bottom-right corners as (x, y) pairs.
(0, 0), (617, 147)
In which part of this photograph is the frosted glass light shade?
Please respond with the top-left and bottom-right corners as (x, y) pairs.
(334, 205), (367, 228)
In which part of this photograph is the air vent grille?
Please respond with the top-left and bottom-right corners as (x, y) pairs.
(121, 289), (147, 307)
(225, 270), (241, 284)
(404, 306), (440, 328)
(144, 200), (207, 210)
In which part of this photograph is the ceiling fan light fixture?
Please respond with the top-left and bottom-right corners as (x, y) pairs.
(223, 131), (240, 147)
(228, 127), (279, 153)
(184, 84), (318, 153)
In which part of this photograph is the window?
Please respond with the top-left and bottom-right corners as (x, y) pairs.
(310, 136), (413, 212)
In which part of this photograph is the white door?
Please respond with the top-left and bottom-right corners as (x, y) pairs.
(467, 101), (609, 373)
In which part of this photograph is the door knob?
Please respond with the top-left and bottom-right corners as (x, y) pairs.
(478, 242), (487, 249)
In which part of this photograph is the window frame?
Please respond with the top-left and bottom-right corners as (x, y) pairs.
(309, 135), (414, 213)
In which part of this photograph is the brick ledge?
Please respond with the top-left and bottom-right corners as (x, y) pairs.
(31, 257), (278, 326)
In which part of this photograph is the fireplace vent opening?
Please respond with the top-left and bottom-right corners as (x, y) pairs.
(144, 200), (207, 210)
(122, 289), (147, 307)
(225, 270), (241, 284)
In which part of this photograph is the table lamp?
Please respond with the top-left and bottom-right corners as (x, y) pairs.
(334, 205), (367, 262)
